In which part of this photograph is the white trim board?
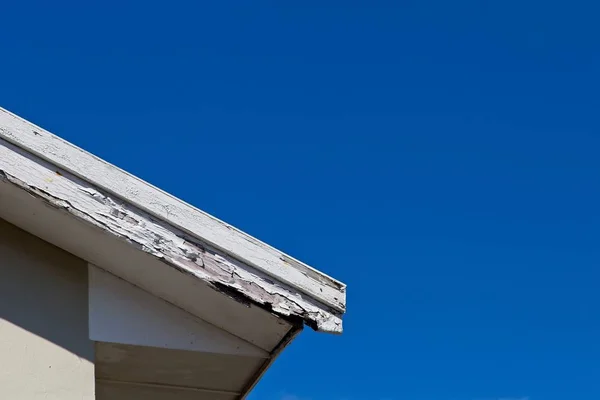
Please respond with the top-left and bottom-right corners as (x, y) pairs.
(0, 107), (345, 314)
(0, 172), (293, 350)
(0, 108), (345, 334)
(88, 265), (268, 358)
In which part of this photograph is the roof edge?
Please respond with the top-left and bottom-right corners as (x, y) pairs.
(0, 136), (343, 334)
(0, 107), (346, 314)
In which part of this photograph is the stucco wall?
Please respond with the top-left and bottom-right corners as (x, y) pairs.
(0, 218), (94, 399)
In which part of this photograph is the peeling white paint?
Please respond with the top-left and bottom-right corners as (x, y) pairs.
(0, 137), (343, 333)
(0, 107), (346, 314)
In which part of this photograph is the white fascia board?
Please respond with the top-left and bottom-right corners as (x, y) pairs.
(0, 107), (345, 333)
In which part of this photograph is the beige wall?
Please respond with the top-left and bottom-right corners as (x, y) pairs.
(0, 218), (94, 399)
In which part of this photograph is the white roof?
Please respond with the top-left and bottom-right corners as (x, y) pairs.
(0, 107), (346, 335)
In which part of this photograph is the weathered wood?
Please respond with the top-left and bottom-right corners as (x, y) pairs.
(0, 175), (293, 350)
(0, 136), (343, 334)
(0, 107), (346, 314)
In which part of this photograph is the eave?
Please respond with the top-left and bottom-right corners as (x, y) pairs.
(0, 107), (346, 337)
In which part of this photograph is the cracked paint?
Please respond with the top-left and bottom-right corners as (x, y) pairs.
(0, 108), (346, 316)
(0, 142), (343, 333)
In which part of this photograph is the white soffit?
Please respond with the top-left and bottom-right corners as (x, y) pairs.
(0, 107), (346, 334)
(88, 265), (268, 358)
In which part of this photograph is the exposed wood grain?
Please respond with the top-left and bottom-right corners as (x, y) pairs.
(0, 107), (346, 314)
(0, 137), (343, 333)
(0, 176), (292, 350)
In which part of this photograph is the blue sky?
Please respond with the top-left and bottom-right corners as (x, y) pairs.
(3, 2), (600, 399)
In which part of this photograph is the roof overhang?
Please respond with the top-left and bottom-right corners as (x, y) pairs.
(0, 107), (346, 397)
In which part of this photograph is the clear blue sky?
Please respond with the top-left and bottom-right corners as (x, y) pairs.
(3, 2), (599, 400)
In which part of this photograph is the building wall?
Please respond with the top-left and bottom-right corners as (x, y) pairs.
(0, 218), (94, 399)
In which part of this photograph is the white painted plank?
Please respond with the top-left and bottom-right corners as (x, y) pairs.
(95, 343), (265, 394)
(96, 379), (238, 400)
(0, 177), (292, 350)
(0, 137), (343, 333)
(0, 107), (346, 313)
(89, 266), (268, 358)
